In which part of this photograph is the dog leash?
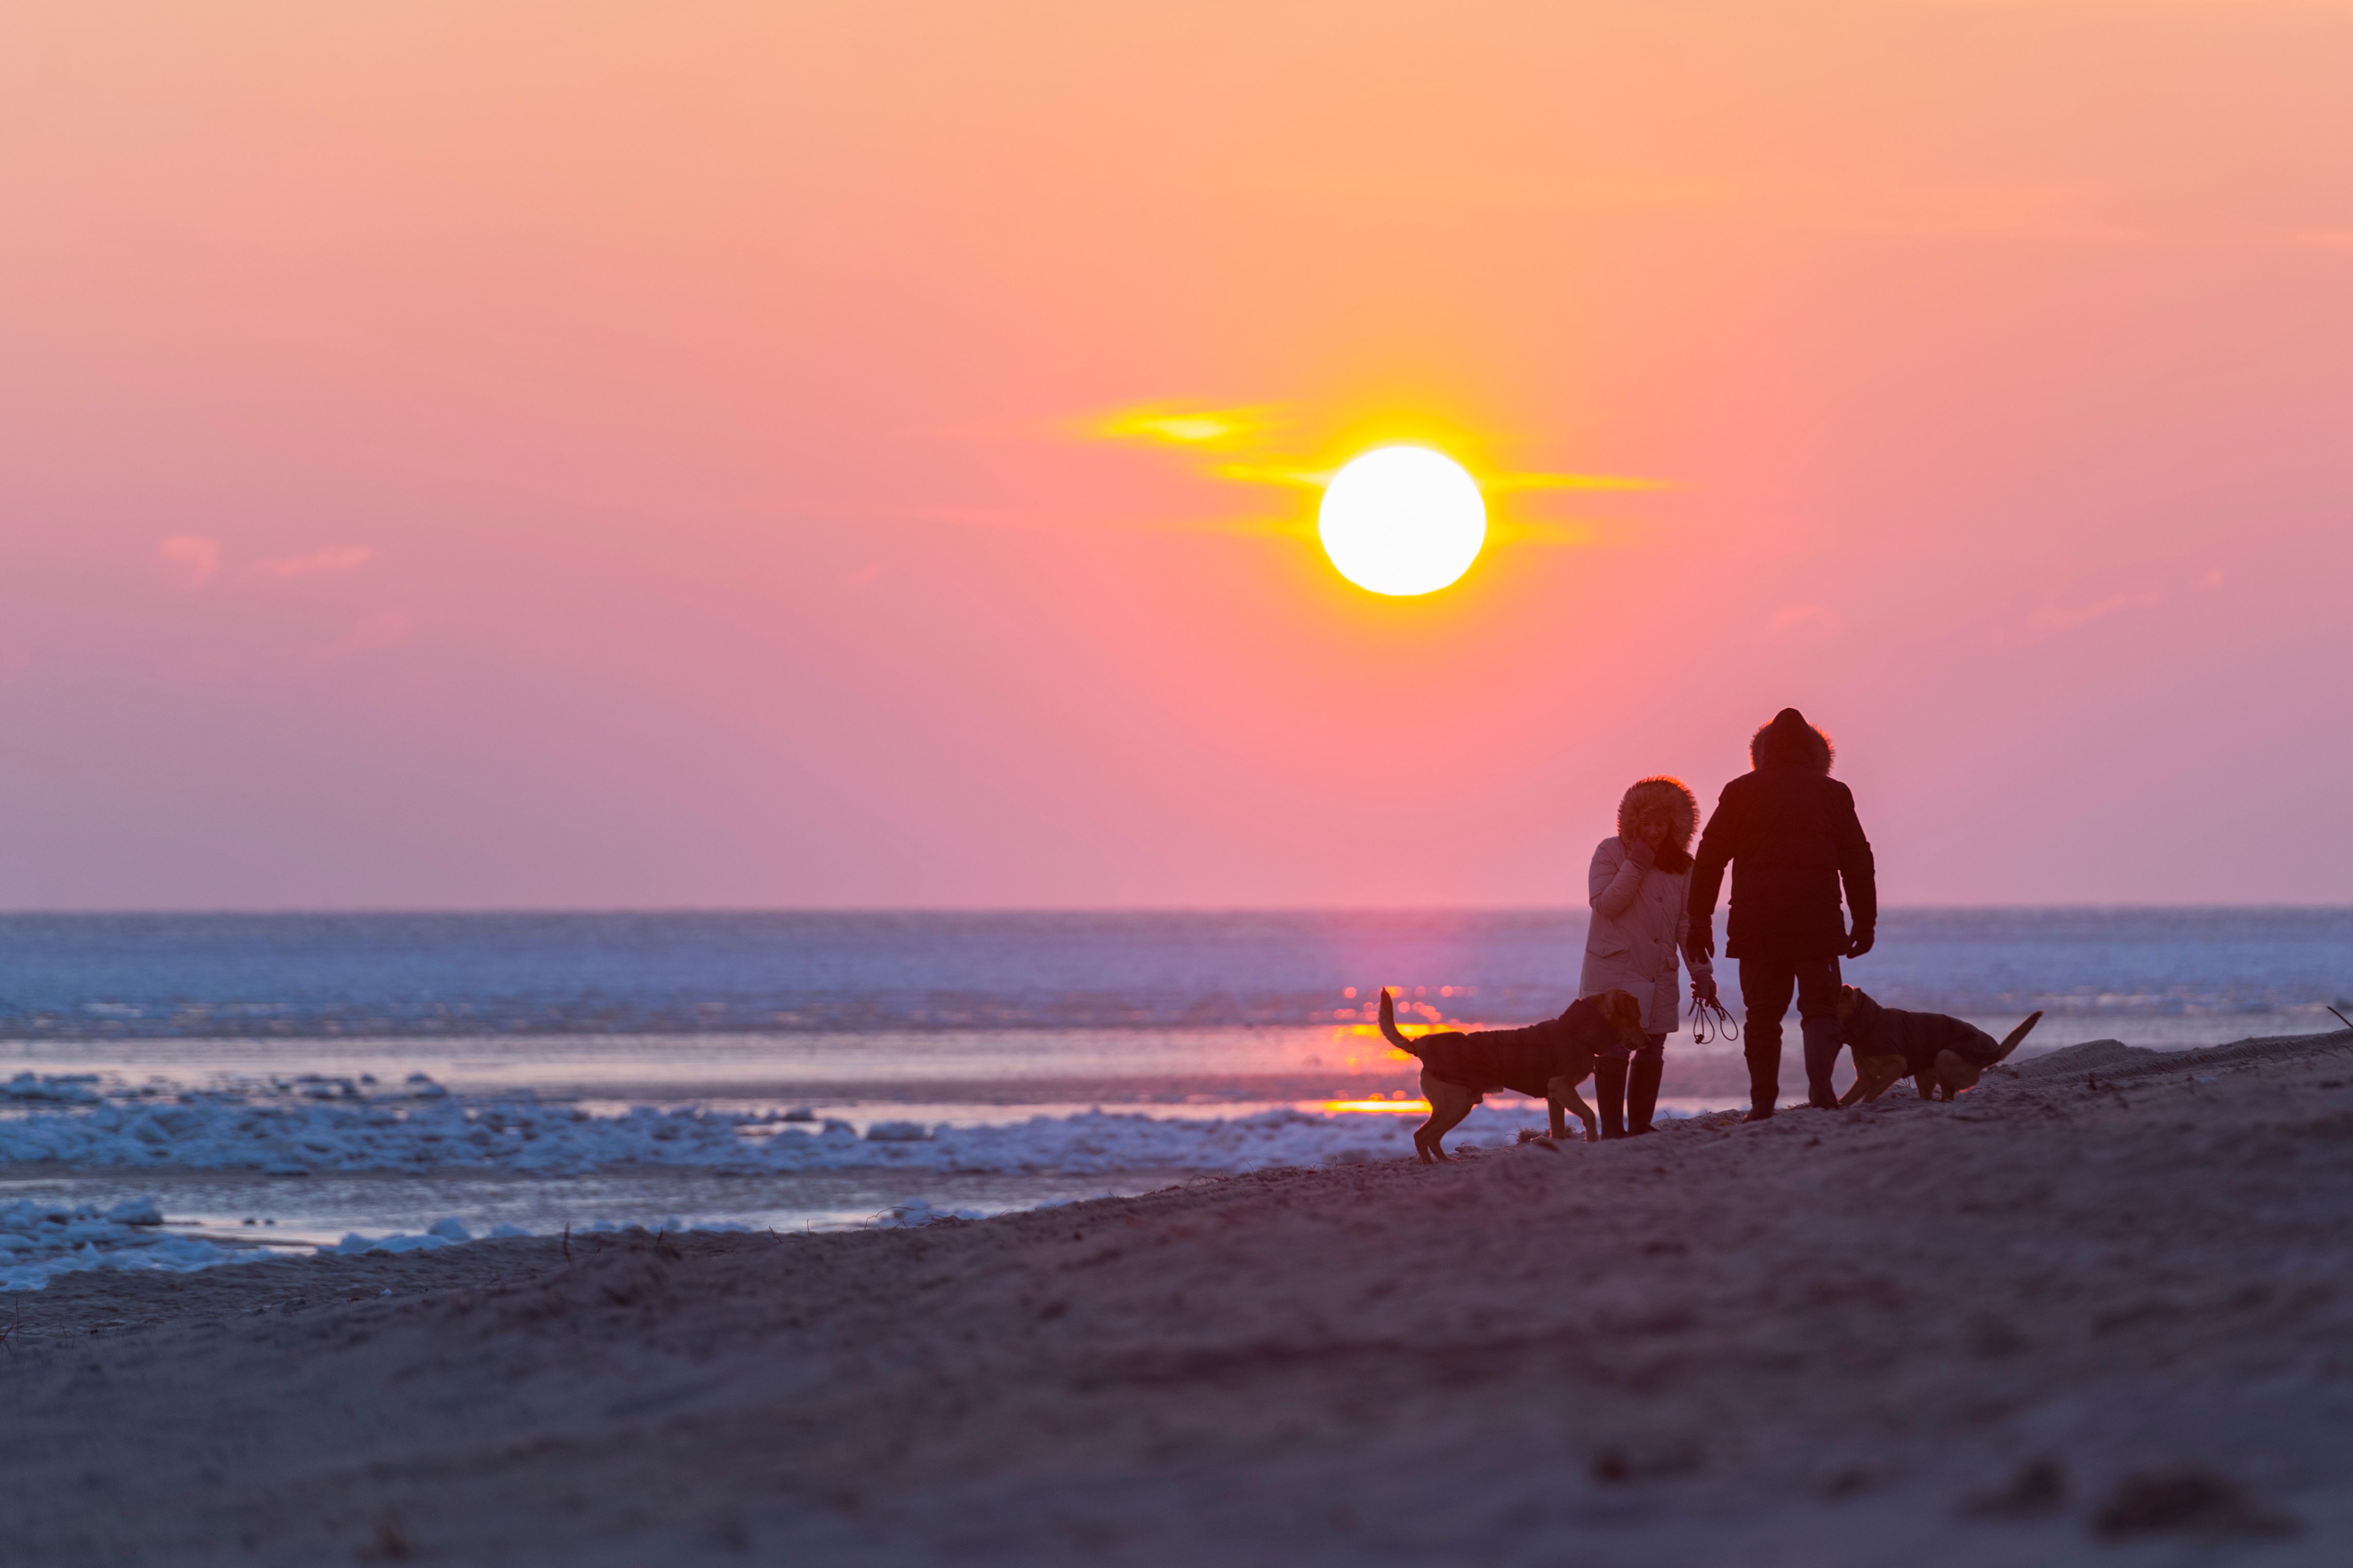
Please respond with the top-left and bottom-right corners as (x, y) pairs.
(1689, 989), (1739, 1046)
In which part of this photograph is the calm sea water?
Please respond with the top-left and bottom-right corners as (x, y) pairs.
(5, 907), (2347, 1038)
(1, 909), (2345, 1264)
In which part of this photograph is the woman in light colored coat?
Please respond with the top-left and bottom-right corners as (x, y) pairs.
(1580, 777), (1716, 1137)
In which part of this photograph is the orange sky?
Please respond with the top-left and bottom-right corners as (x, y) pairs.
(4, 2), (2350, 907)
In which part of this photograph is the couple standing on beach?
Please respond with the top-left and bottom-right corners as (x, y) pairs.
(1577, 707), (1877, 1133)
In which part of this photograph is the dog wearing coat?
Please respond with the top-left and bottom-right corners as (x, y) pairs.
(1833, 985), (2043, 1104)
(1378, 988), (1648, 1161)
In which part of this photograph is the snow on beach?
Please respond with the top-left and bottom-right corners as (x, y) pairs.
(0, 1071), (1588, 1287)
(0, 1195), (248, 1292)
(0, 1070), (1559, 1179)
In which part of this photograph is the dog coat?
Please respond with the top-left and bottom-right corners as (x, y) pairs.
(1414, 997), (1616, 1100)
(1838, 988), (2003, 1073)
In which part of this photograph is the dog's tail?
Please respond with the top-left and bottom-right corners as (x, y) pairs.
(1377, 989), (1428, 1059)
(1990, 1010), (2044, 1065)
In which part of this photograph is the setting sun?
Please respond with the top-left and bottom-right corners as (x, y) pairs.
(1317, 447), (1487, 596)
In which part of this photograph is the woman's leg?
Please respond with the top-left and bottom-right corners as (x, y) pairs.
(1593, 1037), (1630, 1139)
(1626, 1032), (1667, 1134)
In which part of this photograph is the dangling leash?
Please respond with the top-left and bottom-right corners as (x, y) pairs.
(1689, 989), (1739, 1046)
(1686, 965), (1739, 1046)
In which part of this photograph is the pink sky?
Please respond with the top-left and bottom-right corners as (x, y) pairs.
(3, 2), (2350, 908)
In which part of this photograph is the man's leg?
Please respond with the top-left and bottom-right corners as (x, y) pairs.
(1737, 959), (1797, 1119)
(1794, 957), (1845, 1108)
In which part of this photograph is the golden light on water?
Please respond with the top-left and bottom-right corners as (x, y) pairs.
(1317, 446), (1486, 595)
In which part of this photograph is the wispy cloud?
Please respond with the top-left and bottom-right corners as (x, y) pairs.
(155, 535), (221, 589)
(893, 503), (1314, 539)
(1487, 471), (1671, 494)
(1091, 403), (1288, 449)
(246, 546), (373, 582)
(1075, 400), (1668, 555)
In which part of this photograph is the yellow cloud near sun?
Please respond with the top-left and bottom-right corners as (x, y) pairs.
(1486, 470), (1671, 494)
(1076, 398), (1667, 571)
(1091, 403), (1287, 449)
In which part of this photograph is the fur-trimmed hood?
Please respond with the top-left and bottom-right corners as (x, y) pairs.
(1750, 708), (1835, 772)
(1617, 777), (1698, 872)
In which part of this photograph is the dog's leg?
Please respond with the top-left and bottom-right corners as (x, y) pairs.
(1548, 1077), (1599, 1142)
(1914, 1071), (1933, 1100)
(1838, 1054), (1907, 1107)
(1414, 1074), (1477, 1162)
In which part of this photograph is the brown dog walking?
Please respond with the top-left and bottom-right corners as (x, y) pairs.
(1378, 988), (1648, 1160)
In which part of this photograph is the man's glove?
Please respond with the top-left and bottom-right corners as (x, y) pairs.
(1686, 915), (1714, 962)
(1846, 924), (1875, 959)
(1690, 972), (1719, 1006)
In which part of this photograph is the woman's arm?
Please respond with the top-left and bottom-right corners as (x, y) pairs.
(1589, 839), (1646, 917)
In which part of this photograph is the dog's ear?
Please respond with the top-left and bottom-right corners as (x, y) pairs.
(1603, 990), (1645, 1040)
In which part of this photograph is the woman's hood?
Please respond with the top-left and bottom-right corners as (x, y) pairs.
(1617, 777), (1698, 855)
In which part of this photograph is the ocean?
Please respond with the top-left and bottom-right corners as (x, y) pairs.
(3, 909), (2346, 1286)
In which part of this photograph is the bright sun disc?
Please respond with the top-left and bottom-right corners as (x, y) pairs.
(1317, 446), (1486, 596)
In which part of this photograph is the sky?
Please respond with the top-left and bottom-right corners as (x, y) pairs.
(3, 1), (2350, 909)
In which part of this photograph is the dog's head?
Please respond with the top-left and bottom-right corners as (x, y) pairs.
(1930, 1052), (1987, 1099)
(1834, 984), (1863, 1024)
(1592, 989), (1647, 1053)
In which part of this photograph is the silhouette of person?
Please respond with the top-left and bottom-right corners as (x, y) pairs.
(1685, 709), (1877, 1120)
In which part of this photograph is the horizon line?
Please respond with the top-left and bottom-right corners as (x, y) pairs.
(2, 903), (2349, 918)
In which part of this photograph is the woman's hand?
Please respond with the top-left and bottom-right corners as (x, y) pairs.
(1691, 973), (1719, 1006)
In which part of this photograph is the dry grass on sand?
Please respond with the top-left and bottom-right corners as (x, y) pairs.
(6, 1029), (2353, 1565)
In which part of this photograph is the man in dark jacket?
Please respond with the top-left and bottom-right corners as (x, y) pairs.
(1685, 708), (1877, 1119)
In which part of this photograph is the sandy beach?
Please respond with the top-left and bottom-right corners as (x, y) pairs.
(6, 1026), (2351, 1566)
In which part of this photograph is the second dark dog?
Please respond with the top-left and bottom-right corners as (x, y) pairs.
(1833, 985), (2043, 1104)
(1378, 988), (1648, 1160)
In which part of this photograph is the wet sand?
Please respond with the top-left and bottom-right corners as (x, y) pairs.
(5, 1028), (2352, 1566)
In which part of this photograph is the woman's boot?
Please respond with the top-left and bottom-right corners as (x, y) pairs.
(1626, 1058), (1663, 1135)
(1595, 1058), (1628, 1139)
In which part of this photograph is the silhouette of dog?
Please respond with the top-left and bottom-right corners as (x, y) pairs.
(1378, 988), (1648, 1160)
(1833, 985), (2043, 1104)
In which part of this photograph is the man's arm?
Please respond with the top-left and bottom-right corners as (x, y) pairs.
(1837, 784), (1878, 957)
(1685, 787), (1738, 959)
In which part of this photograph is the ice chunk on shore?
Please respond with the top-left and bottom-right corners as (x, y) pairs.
(0, 1081), (1572, 1180)
(0, 1194), (246, 1291)
(4, 1073), (101, 1105)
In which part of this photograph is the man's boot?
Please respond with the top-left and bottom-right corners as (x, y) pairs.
(1801, 1016), (1843, 1109)
(1626, 1058), (1664, 1135)
(1595, 1058), (1628, 1139)
(1743, 1032), (1781, 1121)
